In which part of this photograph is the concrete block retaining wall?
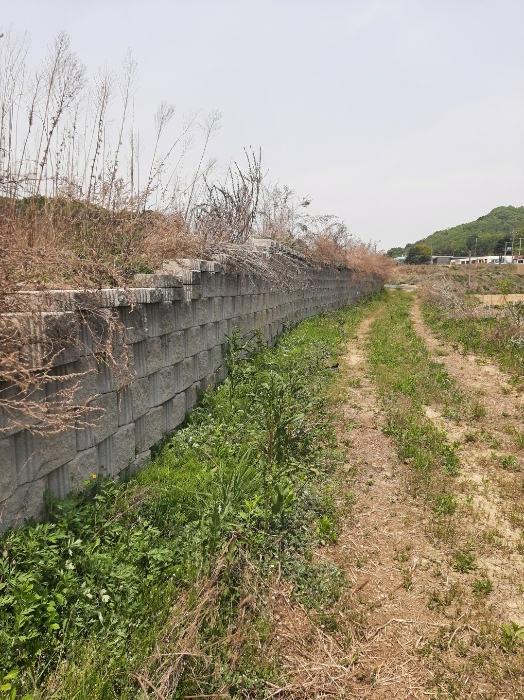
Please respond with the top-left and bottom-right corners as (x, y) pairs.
(0, 243), (382, 529)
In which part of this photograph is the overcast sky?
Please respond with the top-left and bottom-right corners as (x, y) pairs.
(2, 0), (524, 250)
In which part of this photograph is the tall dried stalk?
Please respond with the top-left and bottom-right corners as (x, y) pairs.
(0, 27), (392, 439)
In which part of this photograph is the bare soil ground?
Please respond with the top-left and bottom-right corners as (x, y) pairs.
(411, 297), (524, 627)
(476, 294), (524, 306)
(272, 297), (524, 699)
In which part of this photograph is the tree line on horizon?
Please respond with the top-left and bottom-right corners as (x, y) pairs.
(387, 205), (524, 261)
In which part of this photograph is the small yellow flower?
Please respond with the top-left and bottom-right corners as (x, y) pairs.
(90, 474), (97, 479)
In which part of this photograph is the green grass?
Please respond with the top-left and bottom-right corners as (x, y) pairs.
(0, 297), (377, 699)
(453, 548), (476, 573)
(422, 302), (524, 378)
(433, 493), (458, 515)
(367, 291), (462, 498)
(472, 577), (493, 595)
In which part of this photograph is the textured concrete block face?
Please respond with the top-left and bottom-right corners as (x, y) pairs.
(167, 331), (185, 365)
(71, 356), (99, 405)
(134, 408), (163, 454)
(172, 393), (186, 428)
(217, 320), (229, 344)
(145, 303), (160, 337)
(160, 334), (170, 366)
(245, 314), (254, 333)
(117, 385), (133, 426)
(206, 322), (218, 348)
(133, 341), (148, 378)
(134, 415), (146, 453)
(120, 304), (148, 344)
(76, 423), (95, 451)
(113, 423), (135, 475)
(157, 302), (176, 336)
(39, 429), (77, 477)
(47, 464), (71, 499)
(178, 358), (195, 391)
(0, 250), (380, 528)
(97, 359), (114, 393)
(177, 302), (193, 330)
(146, 337), (162, 375)
(197, 351), (209, 380)
(149, 367), (176, 407)
(197, 299), (211, 326)
(67, 447), (99, 491)
(200, 272), (215, 298)
(97, 436), (115, 476)
(132, 377), (150, 420)
(254, 311), (264, 329)
(0, 478), (46, 531)
(162, 399), (174, 433)
(185, 384), (198, 412)
(213, 297), (224, 321)
(145, 407), (163, 449)
(14, 430), (41, 485)
(76, 391), (118, 451)
(130, 273), (183, 289)
(209, 345), (222, 373)
(185, 326), (202, 356)
(91, 392), (119, 445)
(19, 314), (81, 369)
(0, 437), (16, 501)
(223, 297), (233, 319)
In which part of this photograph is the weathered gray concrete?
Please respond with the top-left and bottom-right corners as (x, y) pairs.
(0, 242), (382, 529)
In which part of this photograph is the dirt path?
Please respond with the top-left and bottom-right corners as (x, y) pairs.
(272, 315), (455, 698)
(273, 301), (524, 699)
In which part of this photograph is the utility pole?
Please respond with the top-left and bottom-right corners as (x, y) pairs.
(468, 250), (471, 286)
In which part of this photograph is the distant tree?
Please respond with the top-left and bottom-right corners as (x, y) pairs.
(413, 206), (524, 256)
(405, 244), (432, 265)
(387, 246), (405, 258)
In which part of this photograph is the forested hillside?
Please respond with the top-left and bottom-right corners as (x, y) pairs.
(415, 206), (524, 256)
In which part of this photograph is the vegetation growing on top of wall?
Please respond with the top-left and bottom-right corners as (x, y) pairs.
(0, 28), (393, 293)
(0, 299), (372, 699)
(0, 28), (392, 447)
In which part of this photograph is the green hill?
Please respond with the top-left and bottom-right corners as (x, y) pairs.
(415, 206), (524, 256)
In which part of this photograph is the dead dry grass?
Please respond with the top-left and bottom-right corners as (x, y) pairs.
(410, 297), (524, 624)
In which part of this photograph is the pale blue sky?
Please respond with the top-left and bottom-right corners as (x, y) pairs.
(2, 0), (523, 249)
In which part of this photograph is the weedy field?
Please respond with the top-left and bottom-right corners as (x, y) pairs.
(0, 299), (370, 698)
(395, 262), (524, 295)
(2, 278), (524, 699)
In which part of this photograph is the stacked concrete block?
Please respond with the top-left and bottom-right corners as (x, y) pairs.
(0, 243), (383, 530)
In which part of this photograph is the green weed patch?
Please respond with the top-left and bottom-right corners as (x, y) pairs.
(422, 303), (524, 378)
(0, 299), (375, 699)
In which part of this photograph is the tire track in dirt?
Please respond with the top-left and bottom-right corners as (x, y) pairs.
(411, 296), (524, 627)
(272, 313), (460, 699)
